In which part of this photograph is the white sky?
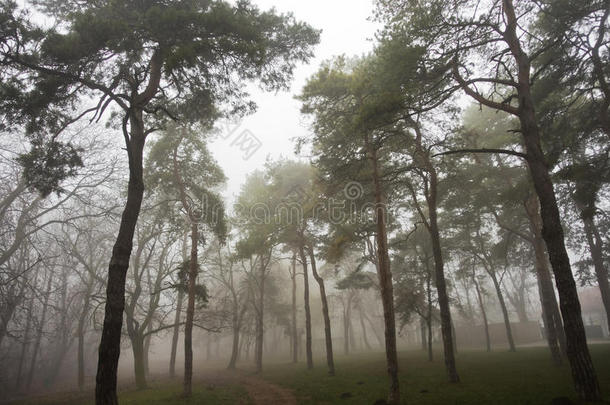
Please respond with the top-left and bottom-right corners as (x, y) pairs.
(208, 0), (381, 203)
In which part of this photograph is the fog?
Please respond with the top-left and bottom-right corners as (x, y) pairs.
(1, 0), (609, 404)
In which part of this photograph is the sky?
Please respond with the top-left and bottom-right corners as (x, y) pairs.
(208, 0), (381, 203)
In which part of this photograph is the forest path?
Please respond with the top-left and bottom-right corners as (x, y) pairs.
(207, 369), (297, 405)
(241, 374), (297, 405)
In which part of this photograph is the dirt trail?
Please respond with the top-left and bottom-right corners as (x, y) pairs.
(241, 375), (297, 405)
(206, 369), (297, 405)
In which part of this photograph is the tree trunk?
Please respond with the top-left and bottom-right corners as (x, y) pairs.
(581, 213), (610, 333)
(228, 303), (247, 369)
(299, 246), (313, 369)
(131, 334), (147, 390)
(143, 324), (151, 377)
(183, 223), (198, 397)
(255, 258), (266, 373)
(525, 194), (565, 362)
(309, 249), (335, 374)
(420, 317), (427, 351)
(348, 308), (357, 352)
(169, 288), (183, 378)
(26, 273), (53, 390)
(472, 271), (491, 352)
(96, 111), (146, 405)
(489, 271), (516, 352)
(426, 271), (433, 361)
(363, 310), (383, 347)
(366, 139), (400, 404)
(77, 291), (92, 390)
(359, 306), (372, 351)
(426, 169), (460, 383)
(15, 294), (33, 391)
(291, 254), (298, 364)
(343, 303), (350, 355)
(500, 1), (601, 399)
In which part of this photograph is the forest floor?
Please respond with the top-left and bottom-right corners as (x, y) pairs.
(5, 343), (610, 405)
(260, 343), (610, 405)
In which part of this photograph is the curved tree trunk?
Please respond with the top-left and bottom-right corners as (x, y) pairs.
(488, 271), (516, 352)
(309, 249), (334, 375)
(524, 194), (564, 363)
(501, 1), (601, 399)
(96, 110), (147, 405)
(472, 271), (491, 352)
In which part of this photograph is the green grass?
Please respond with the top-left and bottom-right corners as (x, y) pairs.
(261, 344), (610, 405)
(7, 344), (610, 404)
(6, 381), (250, 405)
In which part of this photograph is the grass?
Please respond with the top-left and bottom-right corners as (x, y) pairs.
(261, 344), (610, 405)
(6, 381), (251, 405)
(6, 344), (610, 404)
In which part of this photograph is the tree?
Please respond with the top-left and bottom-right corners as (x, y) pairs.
(267, 160), (335, 374)
(204, 237), (250, 370)
(234, 171), (280, 373)
(147, 125), (226, 396)
(1, 1), (319, 402)
(375, 0), (601, 398)
(299, 56), (406, 403)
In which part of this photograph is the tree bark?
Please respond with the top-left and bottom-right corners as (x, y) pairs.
(502, 1), (601, 398)
(291, 253), (298, 364)
(426, 270), (433, 361)
(228, 299), (247, 369)
(309, 248), (335, 374)
(420, 316), (427, 351)
(426, 169), (460, 382)
(95, 109), (147, 405)
(143, 324), (151, 376)
(343, 300), (350, 355)
(524, 194), (564, 364)
(366, 137), (400, 404)
(77, 288), (92, 390)
(580, 212), (610, 333)
(183, 223), (198, 397)
(299, 246), (313, 369)
(489, 271), (516, 351)
(359, 306), (372, 351)
(15, 293), (33, 391)
(407, 118), (459, 383)
(170, 232), (189, 378)
(26, 273), (53, 389)
(131, 334), (147, 390)
(472, 270), (491, 352)
(254, 255), (268, 373)
(169, 288), (183, 378)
